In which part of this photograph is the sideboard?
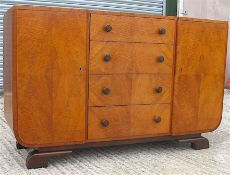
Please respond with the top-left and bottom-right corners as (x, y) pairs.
(3, 6), (228, 169)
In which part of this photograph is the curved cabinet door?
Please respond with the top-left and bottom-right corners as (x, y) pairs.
(15, 9), (88, 147)
(172, 18), (228, 135)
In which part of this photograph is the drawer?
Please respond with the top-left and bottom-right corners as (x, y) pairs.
(90, 41), (174, 74)
(89, 74), (172, 106)
(88, 104), (171, 140)
(90, 14), (176, 43)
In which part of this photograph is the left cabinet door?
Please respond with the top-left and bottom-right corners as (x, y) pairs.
(15, 9), (88, 147)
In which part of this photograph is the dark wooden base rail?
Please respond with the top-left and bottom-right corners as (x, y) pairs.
(16, 134), (209, 169)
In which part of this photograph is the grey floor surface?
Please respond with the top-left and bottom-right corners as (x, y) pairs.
(0, 90), (230, 175)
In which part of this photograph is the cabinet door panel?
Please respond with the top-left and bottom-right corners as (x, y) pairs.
(172, 19), (228, 135)
(16, 9), (87, 147)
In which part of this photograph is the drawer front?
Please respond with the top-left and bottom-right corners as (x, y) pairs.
(89, 74), (172, 106)
(88, 104), (171, 140)
(90, 41), (174, 74)
(90, 14), (176, 43)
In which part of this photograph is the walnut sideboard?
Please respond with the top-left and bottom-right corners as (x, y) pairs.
(3, 6), (228, 169)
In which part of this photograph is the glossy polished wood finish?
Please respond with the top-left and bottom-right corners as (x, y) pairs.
(3, 6), (228, 169)
(89, 74), (172, 106)
(90, 14), (176, 44)
(3, 8), (14, 130)
(88, 104), (171, 140)
(8, 8), (88, 147)
(90, 41), (174, 74)
(172, 19), (228, 135)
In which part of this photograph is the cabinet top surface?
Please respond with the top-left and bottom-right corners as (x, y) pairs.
(8, 5), (176, 20)
(8, 5), (228, 24)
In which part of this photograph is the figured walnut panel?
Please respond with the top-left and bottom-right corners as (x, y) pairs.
(88, 104), (171, 141)
(15, 9), (88, 147)
(90, 14), (176, 44)
(89, 74), (172, 106)
(3, 8), (14, 130)
(172, 19), (228, 135)
(90, 41), (174, 74)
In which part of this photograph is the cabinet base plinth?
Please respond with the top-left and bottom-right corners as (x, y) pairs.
(26, 150), (72, 169)
(22, 134), (208, 169)
(177, 136), (209, 150)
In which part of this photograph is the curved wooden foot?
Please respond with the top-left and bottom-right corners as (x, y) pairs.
(26, 150), (72, 169)
(16, 142), (27, 149)
(177, 136), (209, 150)
(190, 137), (209, 150)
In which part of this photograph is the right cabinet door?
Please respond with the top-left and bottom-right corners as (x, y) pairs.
(172, 18), (228, 135)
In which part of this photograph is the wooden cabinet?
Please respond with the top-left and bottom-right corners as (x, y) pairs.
(4, 7), (88, 147)
(3, 6), (228, 169)
(172, 18), (228, 135)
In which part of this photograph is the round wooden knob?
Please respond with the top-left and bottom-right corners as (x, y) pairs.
(102, 87), (111, 95)
(159, 28), (166, 35)
(158, 55), (165, 62)
(101, 119), (109, 127)
(104, 54), (111, 62)
(104, 24), (112, 32)
(154, 116), (162, 123)
(155, 86), (163, 93)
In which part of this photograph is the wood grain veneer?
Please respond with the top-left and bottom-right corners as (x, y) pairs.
(3, 5), (228, 150)
(89, 74), (172, 106)
(3, 5), (228, 169)
(4, 8), (14, 130)
(5, 8), (88, 147)
(88, 104), (171, 141)
(90, 14), (176, 44)
(172, 19), (228, 135)
(89, 41), (174, 74)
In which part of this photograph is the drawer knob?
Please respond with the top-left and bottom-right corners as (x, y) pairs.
(154, 116), (162, 123)
(159, 28), (166, 35)
(102, 87), (111, 95)
(104, 24), (112, 32)
(104, 54), (111, 62)
(101, 119), (109, 127)
(155, 86), (163, 93)
(158, 55), (165, 62)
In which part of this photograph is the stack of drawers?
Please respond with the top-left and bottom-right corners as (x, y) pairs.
(88, 14), (176, 141)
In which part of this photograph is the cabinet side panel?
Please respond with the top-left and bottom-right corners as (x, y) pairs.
(15, 9), (88, 147)
(3, 9), (14, 130)
(172, 19), (228, 135)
